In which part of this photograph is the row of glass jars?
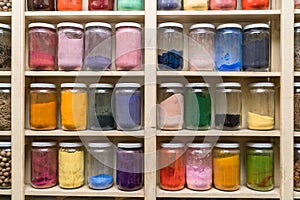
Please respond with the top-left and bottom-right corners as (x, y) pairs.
(31, 141), (143, 191)
(158, 82), (275, 131)
(28, 22), (142, 71)
(160, 142), (274, 192)
(158, 22), (270, 72)
(29, 83), (141, 131)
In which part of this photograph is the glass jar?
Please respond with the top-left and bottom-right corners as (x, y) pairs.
(184, 83), (211, 130)
(87, 141), (114, 190)
(215, 82), (242, 130)
(118, 0), (143, 10)
(57, 0), (82, 10)
(186, 143), (212, 191)
(159, 143), (185, 191)
(58, 141), (84, 189)
(28, 23), (57, 71)
(213, 143), (240, 191)
(114, 83), (141, 131)
(215, 24), (242, 71)
(188, 24), (215, 71)
(115, 22), (142, 71)
(246, 143), (274, 191)
(60, 83), (87, 131)
(296, 0), (300, 8)
(247, 82), (275, 130)
(89, 0), (114, 10)
(243, 23), (270, 71)
(89, 83), (114, 130)
(295, 143), (300, 190)
(57, 23), (84, 71)
(0, 142), (11, 189)
(158, 0), (182, 10)
(295, 83), (300, 130)
(184, 0), (209, 10)
(242, 0), (268, 9)
(30, 83), (57, 130)
(158, 83), (184, 130)
(158, 22), (183, 71)
(31, 141), (57, 189)
(295, 23), (300, 71)
(0, 84), (10, 130)
(117, 143), (143, 191)
(210, 0), (237, 10)
(84, 22), (112, 71)
(0, 24), (11, 71)
(27, 0), (54, 11)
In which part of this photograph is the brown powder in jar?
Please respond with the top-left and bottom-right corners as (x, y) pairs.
(0, 93), (10, 130)
(295, 93), (300, 130)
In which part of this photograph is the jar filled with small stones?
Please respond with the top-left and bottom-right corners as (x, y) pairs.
(0, 0), (11, 12)
(0, 142), (11, 189)
(295, 143), (300, 190)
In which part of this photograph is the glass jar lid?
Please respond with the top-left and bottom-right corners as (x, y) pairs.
(190, 23), (215, 30)
(248, 82), (274, 88)
(215, 143), (239, 148)
(185, 83), (210, 88)
(85, 22), (112, 29)
(160, 83), (183, 88)
(0, 83), (11, 88)
(243, 23), (270, 31)
(28, 23), (55, 30)
(295, 82), (300, 87)
(57, 22), (84, 30)
(118, 142), (142, 149)
(295, 23), (300, 28)
(158, 22), (183, 29)
(0, 142), (11, 147)
(295, 143), (300, 148)
(161, 143), (184, 148)
(89, 83), (113, 89)
(32, 141), (57, 147)
(187, 143), (212, 148)
(88, 141), (112, 148)
(30, 83), (56, 89)
(246, 142), (273, 148)
(61, 83), (87, 88)
(216, 82), (241, 88)
(115, 83), (141, 88)
(59, 141), (83, 147)
(115, 22), (141, 29)
(0, 23), (11, 30)
(217, 23), (242, 30)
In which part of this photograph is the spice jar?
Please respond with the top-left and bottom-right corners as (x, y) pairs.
(30, 83), (57, 130)
(184, 83), (211, 130)
(0, 24), (10, 71)
(188, 24), (215, 71)
(28, 23), (57, 71)
(295, 83), (300, 130)
(60, 83), (87, 131)
(158, 0), (182, 10)
(242, 0), (268, 9)
(296, 0), (300, 8)
(210, 0), (237, 10)
(186, 143), (212, 191)
(213, 143), (240, 191)
(158, 22), (183, 71)
(0, 84), (10, 130)
(243, 23), (270, 71)
(115, 22), (142, 71)
(57, 23), (84, 71)
(215, 24), (242, 71)
(215, 82), (242, 130)
(247, 82), (275, 130)
(117, 143), (143, 191)
(84, 22), (112, 71)
(89, 0), (114, 10)
(158, 83), (184, 130)
(246, 143), (274, 191)
(295, 143), (300, 190)
(0, 142), (11, 189)
(57, 0), (82, 10)
(114, 83), (141, 131)
(118, 0), (143, 10)
(159, 143), (185, 191)
(31, 141), (57, 189)
(295, 23), (300, 71)
(89, 83), (114, 130)
(27, 0), (54, 11)
(59, 141), (84, 189)
(87, 141), (114, 190)
(184, 0), (209, 10)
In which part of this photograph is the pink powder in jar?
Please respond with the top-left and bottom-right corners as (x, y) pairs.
(210, 0), (237, 10)
(296, 0), (300, 8)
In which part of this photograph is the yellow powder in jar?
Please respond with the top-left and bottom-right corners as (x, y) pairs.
(59, 150), (84, 189)
(248, 112), (274, 130)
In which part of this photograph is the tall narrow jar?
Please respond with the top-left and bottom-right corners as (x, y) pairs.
(0, 83), (10, 130)
(0, 24), (11, 71)
(0, 142), (11, 189)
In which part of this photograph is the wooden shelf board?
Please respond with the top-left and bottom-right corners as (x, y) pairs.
(156, 186), (280, 198)
(25, 185), (144, 197)
(25, 71), (144, 77)
(0, 189), (11, 195)
(0, 71), (11, 76)
(294, 72), (300, 77)
(157, 71), (281, 77)
(294, 131), (300, 137)
(294, 191), (300, 199)
(0, 131), (11, 136)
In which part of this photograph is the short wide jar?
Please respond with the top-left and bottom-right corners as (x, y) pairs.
(57, 0), (82, 10)
(184, 0), (209, 10)
(118, 0), (143, 10)
(242, 0), (268, 9)
(0, 83), (11, 130)
(210, 0), (237, 10)
(89, 0), (114, 10)
(158, 0), (182, 10)
(27, 0), (55, 11)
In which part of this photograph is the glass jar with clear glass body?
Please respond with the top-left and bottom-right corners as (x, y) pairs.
(247, 82), (275, 130)
(0, 24), (11, 71)
(189, 23), (215, 71)
(89, 83), (114, 130)
(184, 83), (211, 130)
(158, 0), (182, 10)
(57, 23), (84, 71)
(89, 0), (114, 10)
(215, 24), (242, 71)
(215, 82), (242, 130)
(242, 0), (268, 9)
(27, 0), (54, 11)
(184, 0), (209, 10)
(0, 142), (11, 189)
(159, 143), (185, 191)
(294, 143), (300, 190)
(87, 141), (114, 190)
(210, 0), (237, 10)
(213, 143), (240, 191)
(295, 83), (300, 130)
(84, 22), (112, 71)
(118, 0), (143, 10)
(57, 0), (82, 10)
(31, 141), (57, 189)
(243, 24), (270, 71)
(186, 143), (212, 191)
(158, 23), (184, 71)
(114, 83), (141, 131)
(58, 141), (84, 189)
(60, 83), (87, 131)
(246, 143), (274, 191)
(117, 143), (143, 191)
(295, 23), (300, 71)
(0, 84), (10, 130)
(158, 83), (184, 130)
(28, 23), (57, 71)
(30, 83), (57, 130)
(115, 22), (142, 71)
